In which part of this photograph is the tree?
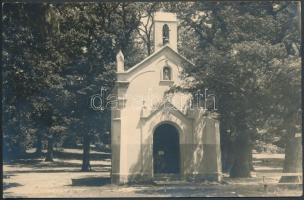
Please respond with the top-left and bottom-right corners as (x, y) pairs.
(172, 1), (300, 177)
(135, 3), (160, 56)
(49, 3), (141, 171)
(268, 2), (301, 182)
(3, 3), (142, 168)
(3, 3), (71, 160)
(3, 3), (50, 158)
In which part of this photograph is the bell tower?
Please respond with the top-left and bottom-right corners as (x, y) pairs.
(153, 12), (178, 52)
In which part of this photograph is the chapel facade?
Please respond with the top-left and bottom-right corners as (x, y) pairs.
(111, 12), (222, 184)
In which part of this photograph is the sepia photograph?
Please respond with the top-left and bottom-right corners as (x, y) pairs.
(2, 0), (303, 198)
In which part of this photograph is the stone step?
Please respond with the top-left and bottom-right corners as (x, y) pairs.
(153, 173), (181, 182)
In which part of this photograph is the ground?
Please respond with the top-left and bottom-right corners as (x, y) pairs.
(3, 148), (303, 198)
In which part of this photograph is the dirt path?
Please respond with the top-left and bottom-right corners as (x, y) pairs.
(3, 153), (302, 198)
(4, 171), (302, 198)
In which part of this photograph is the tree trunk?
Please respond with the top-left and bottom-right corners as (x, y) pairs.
(13, 142), (26, 159)
(248, 142), (254, 171)
(221, 136), (234, 173)
(297, 1), (301, 32)
(230, 130), (251, 178)
(248, 149), (254, 171)
(81, 133), (91, 171)
(17, 140), (26, 157)
(16, 99), (26, 158)
(45, 134), (54, 162)
(147, 41), (151, 56)
(279, 133), (302, 183)
(35, 130), (43, 156)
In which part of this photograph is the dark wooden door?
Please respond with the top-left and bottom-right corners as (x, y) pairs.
(153, 123), (180, 174)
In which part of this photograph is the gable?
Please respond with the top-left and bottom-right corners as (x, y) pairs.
(128, 45), (194, 73)
(117, 45), (194, 82)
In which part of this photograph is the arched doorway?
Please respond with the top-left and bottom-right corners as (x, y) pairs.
(153, 123), (180, 174)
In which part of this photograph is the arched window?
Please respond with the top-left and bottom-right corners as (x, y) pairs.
(162, 24), (169, 45)
(163, 66), (171, 80)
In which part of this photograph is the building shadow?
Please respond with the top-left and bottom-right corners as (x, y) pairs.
(54, 151), (111, 160)
(4, 158), (111, 173)
(133, 185), (221, 197)
(3, 174), (22, 191)
(70, 177), (111, 187)
(3, 182), (23, 190)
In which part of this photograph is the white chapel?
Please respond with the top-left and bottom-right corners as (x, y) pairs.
(111, 12), (222, 184)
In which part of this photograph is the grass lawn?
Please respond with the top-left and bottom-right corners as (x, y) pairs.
(3, 149), (302, 198)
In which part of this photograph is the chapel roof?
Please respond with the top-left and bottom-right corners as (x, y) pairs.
(123, 44), (194, 74)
